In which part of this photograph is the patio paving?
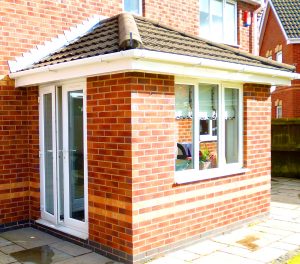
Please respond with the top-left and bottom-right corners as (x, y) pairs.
(0, 176), (299, 264)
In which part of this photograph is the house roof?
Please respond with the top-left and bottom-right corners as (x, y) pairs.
(271, 0), (300, 39)
(22, 13), (294, 73)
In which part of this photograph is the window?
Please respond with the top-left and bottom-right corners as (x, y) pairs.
(123, 0), (142, 15)
(276, 51), (282, 63)
(276, 105), (282, 118)
(175, 82), (243, 177)
(199, 0), (237, 45)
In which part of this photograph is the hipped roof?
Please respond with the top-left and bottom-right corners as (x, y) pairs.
(23, 13), (295, 73)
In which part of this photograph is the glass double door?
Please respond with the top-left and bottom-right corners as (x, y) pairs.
(40, 84), (87, 234)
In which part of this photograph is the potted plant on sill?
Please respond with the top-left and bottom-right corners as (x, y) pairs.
(200, 148), (214, 170)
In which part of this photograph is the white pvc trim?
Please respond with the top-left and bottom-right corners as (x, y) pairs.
(10, 49), (300, 87)
(8, 15), (107, 73)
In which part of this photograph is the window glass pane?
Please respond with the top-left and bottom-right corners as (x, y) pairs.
(124, 0), (141, 14)
(225, 88), (239, 164)
(225, 2), (236, 44)
(200, 0), (210, 39)
(175, 85), (194, 171)
(276, 52), (282, 63)
(211, 0), (223, 41)
(199, 84), (218, 170)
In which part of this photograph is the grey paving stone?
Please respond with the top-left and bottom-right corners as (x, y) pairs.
(246, 247), (287, 263)
(55, 253), (115, 264)
(10, 245), (72, 264)
(166, 249), (200, 261)
(0, 245), (24, 255)
(185, 240), (226, 255)
(0, 252), (17, 264)
(0, 238), (12, 248)
(51, 241), (91, 257)
(280, 233), (300, 246)
(191, 251), (263, 264)
(269, 241), (300, 251)
(0, 228), (62, 249)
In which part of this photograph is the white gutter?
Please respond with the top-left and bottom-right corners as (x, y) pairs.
(133, 50), (298, 79)
(287, 38), (300, 44)
(9, 49), (300, 87)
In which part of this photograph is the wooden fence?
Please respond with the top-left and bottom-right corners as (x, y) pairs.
(272, 119), (300, 178)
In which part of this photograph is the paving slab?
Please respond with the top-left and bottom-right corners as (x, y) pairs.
(269, 241), (300, 251)
(0, 245), (24, 255)
(185, 240), (226, 255)
(0, 238), (12, 248)
(0, 228), (62, 249)
(191, 251), (263, 264)
(55, 253), (119, 264)
(280, 233), (300, 246)
(245, 247), (287, 263)
(165, 249), (200, 262)
(10, 245), (72, 264)
(51, 241), (91, 257)
(0, 252), (17, 264)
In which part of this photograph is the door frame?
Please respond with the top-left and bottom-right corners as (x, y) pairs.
(39, 79), (88, 236)
(39, 85), (58, 224)
(62, 81), (88, 234)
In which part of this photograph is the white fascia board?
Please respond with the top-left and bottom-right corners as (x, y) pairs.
(10, 49), (298, 87)
(287, 38), (300, 44)
(240, 0), (262, 6)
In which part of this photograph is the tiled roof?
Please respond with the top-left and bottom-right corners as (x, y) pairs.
(26, 13), (294, 72)
(271, 0), (300, 39)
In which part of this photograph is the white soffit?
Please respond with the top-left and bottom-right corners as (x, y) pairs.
(10, 50), (300, 87)
(8, 14), (107, 73)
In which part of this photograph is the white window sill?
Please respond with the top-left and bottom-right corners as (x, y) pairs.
(35, 219), (88, 240)
(174, 167), (249, 184)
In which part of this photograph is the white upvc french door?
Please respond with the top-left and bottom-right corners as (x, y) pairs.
(40, 85), (58, 224)
(39, 81), (88, 236)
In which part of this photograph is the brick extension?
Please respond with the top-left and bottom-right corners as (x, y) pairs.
(0, 1), (273, 263)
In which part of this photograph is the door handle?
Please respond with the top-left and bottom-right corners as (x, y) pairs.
(47, 150), (53, 153)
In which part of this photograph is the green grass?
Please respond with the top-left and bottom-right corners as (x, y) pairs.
(287, 254), (300, 264)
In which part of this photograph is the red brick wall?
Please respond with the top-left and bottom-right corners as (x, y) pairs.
(260, 7), (300, 118)
(272, 86), (300, 118)
(0, 78), (38, 225)
(87, 73), (133, 257)
(237, 2), (258, 54)
(130, 80), (270, 260)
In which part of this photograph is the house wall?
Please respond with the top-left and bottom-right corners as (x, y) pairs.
(259, 7), (300, 118)
(0, 0), (259, 76)
(84, 72), (271, 263)
(0, 77), (38, 228)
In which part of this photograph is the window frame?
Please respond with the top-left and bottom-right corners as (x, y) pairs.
(123, 0), (143, 15)
(276, 51), (283, 63)
(175, 79), (244, 183)
(276, 105), (282, 118)
(199, 0), (237, 45)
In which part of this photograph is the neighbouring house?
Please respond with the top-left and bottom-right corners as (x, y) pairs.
(259, 0), (300, 118)
(1, 1), (299, 264)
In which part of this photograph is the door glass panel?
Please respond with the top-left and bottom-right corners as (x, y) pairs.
(68, 90), (85, 221)
(43, 94), (54, 215)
